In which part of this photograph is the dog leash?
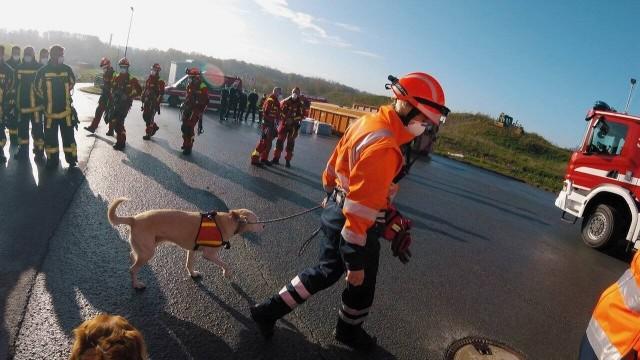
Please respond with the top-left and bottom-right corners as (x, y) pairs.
(245, 205), (323, 225)
(297, 226), (322, 256)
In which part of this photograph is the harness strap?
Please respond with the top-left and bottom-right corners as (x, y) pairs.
(193, 211), (230, 250)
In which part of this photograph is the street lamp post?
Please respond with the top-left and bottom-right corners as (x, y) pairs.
(124, 6), (134, 58)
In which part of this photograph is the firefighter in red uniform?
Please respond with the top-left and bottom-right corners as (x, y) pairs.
(108, 58), (141, 150)
(250, 73), (449, 352)
(141, 63), (165, 140)
(85, 57), (115, 135)
(272, 87), (305, 167)
(180, 68), (208, 155)
(251, 87), (282, 166)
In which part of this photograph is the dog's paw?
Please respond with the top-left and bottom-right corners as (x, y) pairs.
(190, 271), (203, 279)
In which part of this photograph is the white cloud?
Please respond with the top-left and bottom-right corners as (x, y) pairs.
(335, 22), (362, 33)
(352, 50), (382, 59)
(254, 0), (350, 48)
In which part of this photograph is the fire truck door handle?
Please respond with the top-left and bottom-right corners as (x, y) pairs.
(606, 170), (619, 179)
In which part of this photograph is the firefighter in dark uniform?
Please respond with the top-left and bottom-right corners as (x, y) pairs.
(227, 85), (238, 120)
(272, 87), (305, 167)
(180, 68), (208, 155)
(250, 72), (449, 353)
(84, 57), (115, 135)
(107, 58), (141, 150)
(15, 46), (45, 161)
(33, 45), (78, 169)
(141, 63), (165, 140)
(246, 89), (259, 122)
(237, 89), (248, 122)
(6, 46), (21, 146)
(219, 85), (229, 121)
(0, 45), (15, 164)
(258, 93), (267, 123)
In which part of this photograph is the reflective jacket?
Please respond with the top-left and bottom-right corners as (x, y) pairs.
(0, 62), (15, 119)
(111, 72), (141, 109)
(321, 105), (414, 270)
(586, 251), (640, 359)
(141, 74), (165, 105)
(33, 62), (76, 119)
(101, 67), (114, 95)
(280, 96), (305, 126)
(15, 60), (42, 115)
(262, 94), (280, 124)
(185, 80), (208, 113)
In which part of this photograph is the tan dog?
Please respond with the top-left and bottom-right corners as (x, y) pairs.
(108, 197), (264, 289)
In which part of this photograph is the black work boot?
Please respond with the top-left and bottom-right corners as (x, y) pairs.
(106, 129), (114, 137)
(142, 135), (151, 140)
(83, 126), (96, 134)
(271, 158), (280, 165)
(334, 318), (377, 352)
(250, 297), (292, 340)
(285, 160), (291, 168)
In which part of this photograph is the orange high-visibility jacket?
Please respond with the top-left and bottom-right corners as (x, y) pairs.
(322, 105), (414, 270)
(587, 251), (640, 359)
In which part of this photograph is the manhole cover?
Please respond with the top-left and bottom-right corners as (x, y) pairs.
(445, 337), (526, 360)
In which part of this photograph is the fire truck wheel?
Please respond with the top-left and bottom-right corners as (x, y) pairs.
(168, 95), (180, 108)
(581, 204), (620, 249)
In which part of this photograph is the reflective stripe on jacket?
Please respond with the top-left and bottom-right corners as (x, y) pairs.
(587, 251), (640, 359)
(321, 105), (414, 270)
(262, 94), (280, 123)
(33, 63), (76, 118)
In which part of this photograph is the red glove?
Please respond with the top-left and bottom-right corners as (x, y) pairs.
(382, 206), (413, 265)
(391, 231), (412, 264)
(382, 206), (412, 241)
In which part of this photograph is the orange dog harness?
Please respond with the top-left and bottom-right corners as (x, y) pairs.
(194, 212), (230, 250)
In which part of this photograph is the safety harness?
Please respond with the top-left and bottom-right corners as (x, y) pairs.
(193, 211), (230, 250)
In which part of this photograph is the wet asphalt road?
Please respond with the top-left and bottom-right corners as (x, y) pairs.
(0, 88), (632, 359)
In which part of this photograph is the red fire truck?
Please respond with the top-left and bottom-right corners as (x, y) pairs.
(555, 101), (640, 250)
(164, 73), (242, 110)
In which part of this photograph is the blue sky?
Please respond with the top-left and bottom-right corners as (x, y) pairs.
(5, 0), (640, 148)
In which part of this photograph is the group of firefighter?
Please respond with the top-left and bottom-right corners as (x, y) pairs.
(0, 44), (77, 168)
(84, 57), (307, 163)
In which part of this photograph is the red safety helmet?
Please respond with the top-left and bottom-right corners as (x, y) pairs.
(118, 57), (130, 67)
(186, 67), (200, 76)
(151, 63), (161, 72)
(386, 72), (449, 125)
(99, 57), (111, 67)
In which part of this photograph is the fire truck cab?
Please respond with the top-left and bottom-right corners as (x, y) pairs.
(556, 102), (640, 250)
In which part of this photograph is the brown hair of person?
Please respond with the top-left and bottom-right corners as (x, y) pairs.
(69, 314), (148, 360)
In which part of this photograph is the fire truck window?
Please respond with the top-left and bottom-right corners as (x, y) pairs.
(587, 120), (627, 155)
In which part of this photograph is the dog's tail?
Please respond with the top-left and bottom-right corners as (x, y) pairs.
(108, 197), (134, 227)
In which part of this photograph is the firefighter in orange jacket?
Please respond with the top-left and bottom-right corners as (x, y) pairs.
(272, 87), (305, 167)
(251, 87), (282, 166)
(579, 251), (640, 359)
(141, 63), (165, 140)
(250, 72), (450, 352)
(84, 57), (115, 135)
(180, 68), (208, 155)
(108, 58), (141, 150)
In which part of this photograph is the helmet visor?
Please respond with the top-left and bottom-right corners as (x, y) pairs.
(415, 96), (450, 124)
